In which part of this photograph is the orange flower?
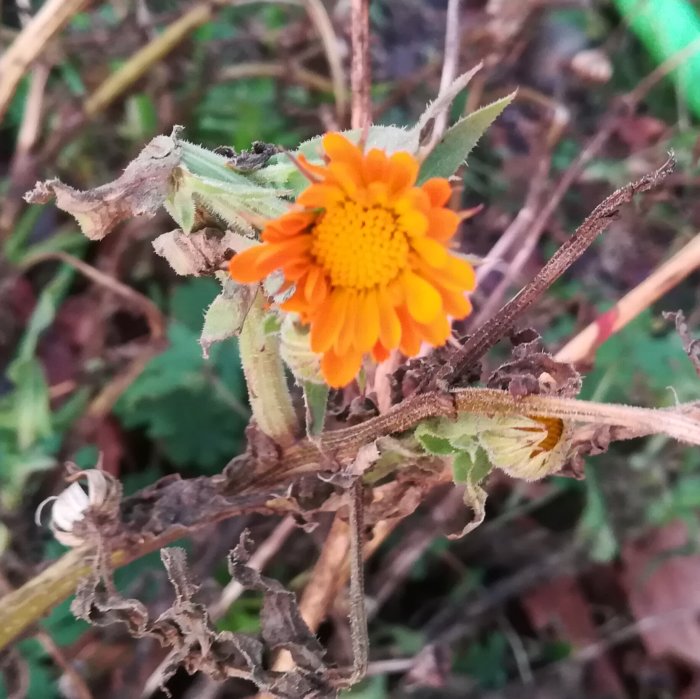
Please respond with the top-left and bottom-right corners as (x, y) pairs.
(229, 133), (476, 387)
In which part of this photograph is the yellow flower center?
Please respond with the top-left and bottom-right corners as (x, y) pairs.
(310, 198), (409, 289)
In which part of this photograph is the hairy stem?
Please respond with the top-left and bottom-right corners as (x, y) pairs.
(2, 388), (698, 652)
(239, 293), (299, 444)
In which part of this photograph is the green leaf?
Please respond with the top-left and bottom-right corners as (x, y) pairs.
(415, 431), (456, 456)
(303, 381), (329, 437)
(417, 92), (516, 182)
(413, 64), (483, 139)
(415, 416), (494, 537)
(115, 279), (248, 472)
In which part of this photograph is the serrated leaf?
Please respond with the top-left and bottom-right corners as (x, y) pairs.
(413, 63), (483, 141)
(415, 430), (457, 456)
(200, 274), (255, 356)
(417, 92), (516, 182)
(115, 280), (247, 472)
(303, 382), (329, 437)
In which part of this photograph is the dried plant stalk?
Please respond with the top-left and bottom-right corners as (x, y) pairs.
(440, 156), (676, 385)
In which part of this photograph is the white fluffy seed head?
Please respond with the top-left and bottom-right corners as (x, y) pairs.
(35, 466), (118, 547)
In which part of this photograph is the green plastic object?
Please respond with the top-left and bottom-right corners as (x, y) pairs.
(613, 0), (700, 118)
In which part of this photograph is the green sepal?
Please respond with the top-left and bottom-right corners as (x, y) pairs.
(303, 381), (329, 437)
(199, 273), (255, 357)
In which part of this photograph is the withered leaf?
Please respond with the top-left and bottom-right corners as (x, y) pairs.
(25, 134), (181, 240)
(73, 540), (338, 698)
(152, 227), (227, 276)
(72, 575), (149, 635)
(229, 532), (326, 673)
(487, 328), (582, 398)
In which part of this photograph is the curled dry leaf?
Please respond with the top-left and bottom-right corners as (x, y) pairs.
(25, 134), (181, 240)
(487, 328), (582, 398)
(152, 227), (229, 277)
(73, 537), (338, 698)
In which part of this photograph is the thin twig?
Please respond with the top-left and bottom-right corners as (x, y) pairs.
(218, 61), (335, 93)
(0, 0), (89, 123)
(82, 3), (216, 119)
(346, 481), (368, 685)
(36, 630), (94, 699)
(350, 0), (371, 131)
(430, 0), (461, 148)
(440, 156), (675, 386)
(556, 232), (700, 364)
(0, 63), (50, 238)
(301, 0), (348, 122)
(22, 251), (165, 339)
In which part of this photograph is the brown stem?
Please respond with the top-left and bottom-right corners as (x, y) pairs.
(439, 156), (675, 386)
(350, 0), (371, 131)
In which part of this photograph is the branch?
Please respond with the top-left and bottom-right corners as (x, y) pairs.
(438, 156), (676, 385)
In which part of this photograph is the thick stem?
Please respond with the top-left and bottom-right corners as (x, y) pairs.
(239, 293), (299, 444)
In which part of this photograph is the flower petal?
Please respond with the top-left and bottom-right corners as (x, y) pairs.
(411, 236), (448, 268)
(441, 290), (473, 319)
(426, 207), (460, 242)
(334, 291), (359, 355)
(304, 265), (328, 304)
(403, 271), (442, 324)
(421, 178), (452, 207)
(252, 237), (312, 277)
(363, 148), (389, 183)
(377, 289), (401, 350)
(310, 288), (349, 353)
(297, 184), (345, 208)
(396, 307), (422, 356)
(321, 347), (363, 388)
(323, 132), (364, 170)
(371, 341), (390, 362)
(387, 152), (419, 195)
(400, 210), (428, 238)
(356, 288), (380, 352)
(229, 245), (269, 283)
(418, 314), (451, 346)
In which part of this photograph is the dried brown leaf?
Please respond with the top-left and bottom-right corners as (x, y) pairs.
(152, 227), (228, 276)
(487, 328), (582, 398)
(25, 134), (181, 240)
(72, 540), (338, 698)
